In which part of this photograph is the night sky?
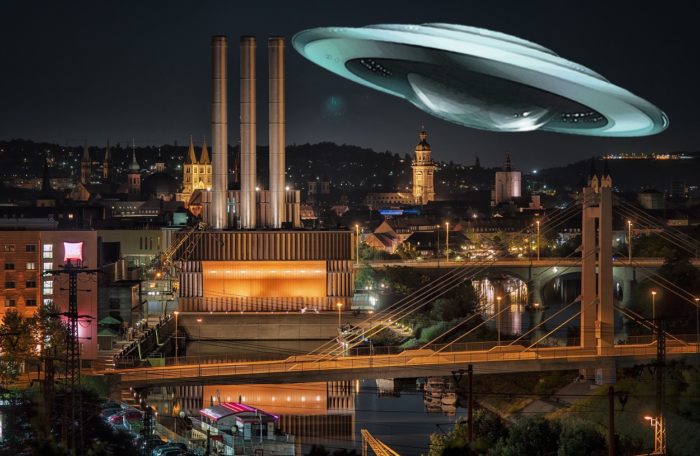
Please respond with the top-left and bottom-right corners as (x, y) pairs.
(1, 1), (697, 168)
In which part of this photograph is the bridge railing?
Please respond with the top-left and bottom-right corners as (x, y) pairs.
(116, 342), (700, 384)
(111, 333), (700, 371)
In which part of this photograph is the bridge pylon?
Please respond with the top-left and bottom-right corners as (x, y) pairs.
(581, 174), (616, 383)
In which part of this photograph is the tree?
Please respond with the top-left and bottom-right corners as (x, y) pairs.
(489, 417), (560, 456)
(355, 265), (376, 290)
(557, 420), (607, 456)
(396, 242), (419, 260)
(0, 309), (33, 384)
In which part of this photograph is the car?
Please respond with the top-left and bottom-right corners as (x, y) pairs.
(152, 442), (187, 456)
(100, 407), (123, 420)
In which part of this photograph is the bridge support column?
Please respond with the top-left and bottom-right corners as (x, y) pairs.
(581, 176), (615, 353)
(581, 186), (598, 349)
(595, 360), (617, 385)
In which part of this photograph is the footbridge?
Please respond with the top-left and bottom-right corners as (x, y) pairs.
(110, 339), (700, 387)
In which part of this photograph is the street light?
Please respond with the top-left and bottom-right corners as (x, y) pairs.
(627, 220), (633, 263)
(651, 290), (657, 321)
(536, 220), (540, 261)
(174, 310), (179, 364)
(496, 296), (502, 346)
(695, 297), (699, 349)
(644, 415), (666, 455)
(355, 224), (360, 266)
(445, 221), (450, 262)
(336, 302), (343, 329)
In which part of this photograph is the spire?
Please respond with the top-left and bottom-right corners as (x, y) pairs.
(81, 140), (90, 163)
(505, 153), (512, 172)
(416, 127), (430, 151)
(186, 135), (198, 164)
(129, 141), (140, 172)
(104, 139), (111, 163)
(199, 136), (210, 164)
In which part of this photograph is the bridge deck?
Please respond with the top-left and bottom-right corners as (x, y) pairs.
(109, 342), (700, 386)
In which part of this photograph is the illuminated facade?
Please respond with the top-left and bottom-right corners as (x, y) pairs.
(411, 128), (436, 204)
(491, 153), (522, 205)
(178, 230), (354, 311)
(177, 136), (212, 207)
(0, 230), (98, 361)
(294, 23), (668, 137)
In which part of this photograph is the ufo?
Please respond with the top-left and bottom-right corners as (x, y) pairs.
(292, 23), (668, 136)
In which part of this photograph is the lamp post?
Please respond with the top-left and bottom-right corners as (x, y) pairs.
(695, 297), (699, 349)
(644, 415), (666, 455)
(355, 224), (360, 266)
(445, 222), (450, 262)
(536, 220), (540, 261)
(196, 318), (203, 359)
(174, 310), (179, 364)
(336, 302), (343, 329)
(496, 296), (502, 347)
(627, 220), (633, 263)
(651, 290), (657, 321)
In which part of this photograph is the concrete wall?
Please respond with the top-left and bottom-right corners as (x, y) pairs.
(178, 312), (366, 340)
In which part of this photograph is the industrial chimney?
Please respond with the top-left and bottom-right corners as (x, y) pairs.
(268, 37), (286, 228)
(240, 36), (257, 229)
(211, 35), (228, 230)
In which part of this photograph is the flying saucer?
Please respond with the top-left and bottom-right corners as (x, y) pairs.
(292, 23), (668, 136)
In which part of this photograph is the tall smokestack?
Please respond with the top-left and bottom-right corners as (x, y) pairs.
(268, 36), (286, 228)
(240, 36), (257, 229)
(211, 35), (228, 229)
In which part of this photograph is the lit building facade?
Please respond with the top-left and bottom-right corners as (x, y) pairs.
(0, 230), (98, 362)
(491, 153), (521, 205)
(177, 137), (212, 207)
(177, 230), (354, 311)
(411, 129), (436, 204)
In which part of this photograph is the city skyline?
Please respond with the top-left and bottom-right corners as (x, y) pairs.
(1, 1), (697, 169)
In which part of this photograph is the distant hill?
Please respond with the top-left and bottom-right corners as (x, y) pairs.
(538, 154), (700, 192)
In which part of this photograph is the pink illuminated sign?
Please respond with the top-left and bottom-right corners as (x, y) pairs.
(63, 242), (83, 262)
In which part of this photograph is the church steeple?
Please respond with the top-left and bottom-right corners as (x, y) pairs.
(186, 135), (198, 164)
(102, 139), (111, 181)
(80, 140), (91, 185)
(127, 141), (141, 199)
(199, 136), (210, 165)
(412, 127), (436, 205)
(505, 153), (512, 172)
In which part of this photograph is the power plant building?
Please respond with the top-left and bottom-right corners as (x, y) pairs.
(177, 35), (354, 312)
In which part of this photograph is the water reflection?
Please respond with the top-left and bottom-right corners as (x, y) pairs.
(143, 378), (465, 455)
(473, 276), (528, 335)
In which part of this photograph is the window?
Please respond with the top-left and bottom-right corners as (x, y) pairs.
(5, 281), (16, 288)
(43, 279), (53, 295)
(43, 262), (53, 271)
(43, 298), (52, 306)
(26, 299), (37, 307)
(5, 299), (16, 307)
(42, 244), (53, 260)
(3, 244), (15, 252)
(26, 262), (36, 270)
(25, 244), (37, 252)
(4, 263), (15, 270)
(26, 280), (37, 288)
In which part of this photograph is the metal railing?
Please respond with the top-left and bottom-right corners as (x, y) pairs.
(114, 340), (700, 384)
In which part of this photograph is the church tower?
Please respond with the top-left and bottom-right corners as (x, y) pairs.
(198, 137), (212, 190)
(411, 128), (436, 204)
(127, 146), (141, 199)
(80, 141), (91, 185)
(102, 140), (111, 181)
(183, 135), (198, 195)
